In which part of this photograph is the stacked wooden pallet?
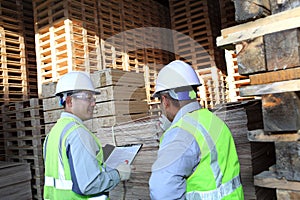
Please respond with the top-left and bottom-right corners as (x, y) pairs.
(98, 0), (173, 102)
(0, 99), (45, 200)
(196, 67), (227, 109)
(33, 0), (101, 94)
(0, 0), (38, 105)
(96, 116), (162, 200)
(33, 0), (173, 103)
(217, 2), (300, 199)
(169, 0), (225, 71)
(224, 50), (253, 102)
(213, 100), (276, 199)
(0, 161), (32, 199)
(219, 0), (237, 29)
(0, 108), (3, 161)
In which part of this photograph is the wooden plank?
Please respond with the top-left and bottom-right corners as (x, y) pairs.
(248, 129), (300, 142)
(265, 28), (300, 71)
(275, 141), (300, 181)
(98, 85), (147, 102)
(43, 109), (62, 123)
(254, 171), (300, 191)
(217, 6), (300, 47)
(262, 92), (300, 132)
(270, 0), (300, 14)
(233, 0), (270, 22)
(250, 67), (300, 85)
(93, 100), (148, 118)
(236, 37), (266, 75)
(0, 161), (32, 199)
(240, 79), (300, 96)
(277, 189), (300, 200)
(91, 68), (145, 88)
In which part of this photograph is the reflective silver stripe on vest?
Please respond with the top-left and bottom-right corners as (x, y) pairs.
(44, 176), (73, 190)
(58, 121), (77, 180)
(183, 115), (223, 187)
(44, 176), (108, 199)
(186, 175), (242, 199)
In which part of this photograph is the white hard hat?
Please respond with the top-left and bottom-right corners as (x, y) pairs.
(55, 71), (99, 96)
(153, 60), (201, 98)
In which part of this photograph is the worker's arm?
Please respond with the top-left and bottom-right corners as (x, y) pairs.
(66, 127), (120, 195)
(149, 127), (200, 200)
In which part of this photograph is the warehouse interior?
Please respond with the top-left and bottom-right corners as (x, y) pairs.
(0, 0), (300, 199)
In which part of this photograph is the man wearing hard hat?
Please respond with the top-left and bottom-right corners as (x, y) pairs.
(43, 71), (131, 200)
(149, 60), (244, 199)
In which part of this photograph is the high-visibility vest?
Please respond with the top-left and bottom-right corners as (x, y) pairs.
(43, 117), (107, 200)
(162, 109), (244, 200)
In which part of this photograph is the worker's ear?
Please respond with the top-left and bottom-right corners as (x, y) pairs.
(161, 95), (169, 108)
(65, 96), (73, 107)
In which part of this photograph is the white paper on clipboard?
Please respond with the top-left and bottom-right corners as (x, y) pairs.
(104, 144), (142, 169)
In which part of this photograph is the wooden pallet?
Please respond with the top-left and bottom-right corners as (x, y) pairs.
(0, 98), (45, 200)
(33, 0), (101, 94)
(219, 0), (237, 29)
(225, 50), (253, 102)
(169, 0), (225, 71)
(0, 0), (38, 105)
(196, 67), (227, 109)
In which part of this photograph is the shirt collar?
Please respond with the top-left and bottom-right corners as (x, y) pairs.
(61, 111), (83, 124)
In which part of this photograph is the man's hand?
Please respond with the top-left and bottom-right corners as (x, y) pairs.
(116, 163), (131, 181)
(159, 114), (172, 131)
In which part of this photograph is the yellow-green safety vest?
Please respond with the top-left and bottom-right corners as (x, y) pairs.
(162, 109), (244, 200)
(43, 117), (107, 200)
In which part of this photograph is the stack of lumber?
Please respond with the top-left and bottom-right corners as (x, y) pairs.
(96, 116), (162, 200)
(217, 4), (300, 198)
(0, 161), (32, 199)
(88, 68), (149, 132)
(196, 67), (227, 109)
(213, 100), (276, 200)
(0, 0), (38, 105)
(0, 99), (45, 200)
(40, 82), (62, 134)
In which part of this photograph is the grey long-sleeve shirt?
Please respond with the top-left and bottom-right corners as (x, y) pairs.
(149, 102), (201, 199)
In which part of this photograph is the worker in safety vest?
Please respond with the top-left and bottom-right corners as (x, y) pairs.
(149, 60), (244, 199)
(43, 71), (131, 200)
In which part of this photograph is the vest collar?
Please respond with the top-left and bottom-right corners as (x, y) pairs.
(172, 102), (201, 125)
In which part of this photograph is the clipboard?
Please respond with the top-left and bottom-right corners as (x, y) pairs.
(103, 143), (143, 169)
